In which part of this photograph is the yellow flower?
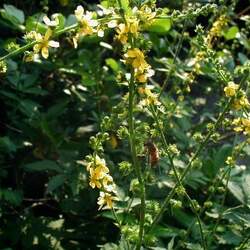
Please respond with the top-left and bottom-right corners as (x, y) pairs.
(33, 29), (59, 59)
(138, 86), (160, 107)
(242, 118), (250, 135)
(233, 95), (250, 110)
(116, 20), (139, 44)
(89, 168), (102, 189)
(116, 23), (129, 44)
(86, 154), (107, 171)
(233, 117), (250, 136)
(124, 48), (148, 71)
(135, 67), (154, 83)
(102, 174), (113, 187)
(74, 5), (98, 48)
(97, 191), (117, 210)
(224, 82), (239, 97)
(134, 5), (156, 26)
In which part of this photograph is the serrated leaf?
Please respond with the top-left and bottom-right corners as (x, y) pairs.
(47, 175), (65, 193)
(24, 160), (62, 172)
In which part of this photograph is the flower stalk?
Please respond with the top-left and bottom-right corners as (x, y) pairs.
(128, 70), (146, 250)
(148, 72), (249, 232)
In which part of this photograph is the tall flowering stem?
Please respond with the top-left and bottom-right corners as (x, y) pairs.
(148, 71), (250, 232)
(128, 69), (146, 250)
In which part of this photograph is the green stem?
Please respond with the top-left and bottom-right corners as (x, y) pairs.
(159, 20), (186, 97)
(208, 168), (231, 244)
(150, 105), (207, 250)
(237, 234), (250, 250)
(175, 138), (249, 249)
(128, 71), (145, 250)
(148, 72), (249, 232)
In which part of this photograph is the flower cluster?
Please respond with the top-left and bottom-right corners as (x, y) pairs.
(233, 118), (250, 136)
(0, 61), (7, 73)
(138, 86), (160, 107)
(33, 29), (60, 59)
(73, 5), (100, 48)
(224, 81), (249, 110)
(124, 48), (154, 83)
(86, 154), (117, 210)
(116, 20), (139, 44)
(206, 15), (228, 47)
(23, 14), (61, 60)
(224, 81), (239, 97)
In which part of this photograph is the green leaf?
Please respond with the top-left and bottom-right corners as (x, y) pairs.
(105, 58), (119, 72)
(228, 180), (245, 204)
(2, 189), (23, 206)
(151, 225), (179, 238)
(147, 18), (171, 34)
(213, 144), (232, 172)
(25, 16), (47, 33)
(242, 174), (250, 205)
(47, 175), (65, 193)
(23, 160), (62, 172)
(55, 13), (65, 31)
(168, 237), (175, 250)
(0, 137), (16, 153)
(223, 26), (239, 40)
(2, 4), (25, 24)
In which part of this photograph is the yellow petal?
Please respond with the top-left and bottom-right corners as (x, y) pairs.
(33, 44), (41, 53)
(75, 5), (84, 21)
(41, 47), (49, 59)
(44, 28), (52, 41)
(43, 16), (51, 26)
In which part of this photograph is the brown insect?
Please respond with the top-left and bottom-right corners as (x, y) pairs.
(144, 140), (159, 167)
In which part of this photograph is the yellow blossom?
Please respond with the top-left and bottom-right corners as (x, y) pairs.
(233, 95), (250, 110)
(86, 154), (107, 172)
(242, 118), (250, 135)
(134, 5), (156, 26)
(102, 174), (113, 187)
(138, 86), (160, 107)
(233, 117), (250, 136)
(116, 20), (139, 44)
(224, 82), (239, 97)
(73, 5), (98, 48)
(97, 191), (117, 210)
(124, 48), (148, 71)
(89, 168), (102, 189)
(135, 67), (154, 83)
(33, 29), (59, 59)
